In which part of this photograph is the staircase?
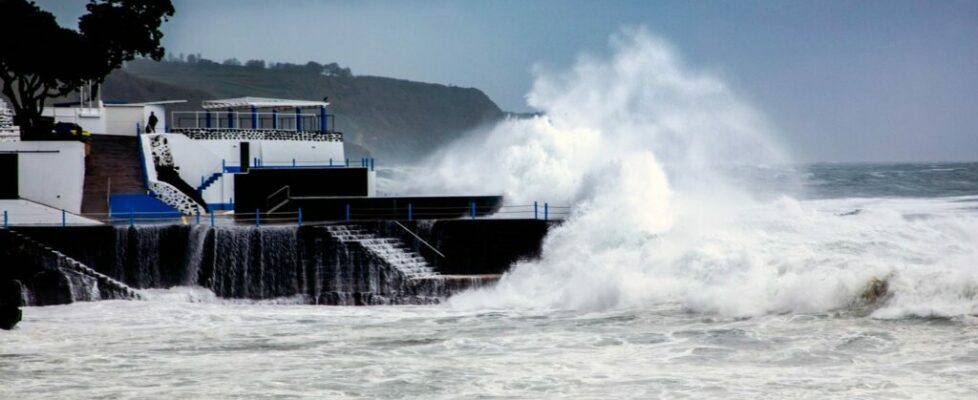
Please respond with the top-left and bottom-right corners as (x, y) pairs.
(82, 136), (145, 215)
(325, 225), (439, 279)
(196, 172), (222, 193)
(0, 229), (142, 305)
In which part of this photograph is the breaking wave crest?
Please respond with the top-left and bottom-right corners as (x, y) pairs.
(398, 27), (978, 318)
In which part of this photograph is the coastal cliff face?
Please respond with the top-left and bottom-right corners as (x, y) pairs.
(100, 60), (504, 161)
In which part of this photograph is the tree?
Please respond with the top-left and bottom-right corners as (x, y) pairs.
(222, 58), (241, 66)
(244, 59), (265, 69)
(305, 61), (323, 74)
(0, 0), (174, 135)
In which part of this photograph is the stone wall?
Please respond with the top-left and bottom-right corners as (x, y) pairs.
(146, 134), (204, 215)
(0, 98), (19, 142)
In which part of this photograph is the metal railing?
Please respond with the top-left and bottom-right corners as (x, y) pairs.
(0, 203), (572, 228)
(266, 185), (291, 213)
(170, 111), (336, 132)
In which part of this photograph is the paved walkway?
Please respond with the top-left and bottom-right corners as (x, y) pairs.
(0, 199), (101, 226)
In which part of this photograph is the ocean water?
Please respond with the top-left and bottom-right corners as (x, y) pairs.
(4, 29), (978, 398)
(3, 163), (978, 399)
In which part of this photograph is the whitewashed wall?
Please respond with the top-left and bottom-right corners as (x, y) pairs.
(45, 104), (168, 136)
(104, 106), (144, 136)
(0, 141), (86, 213)
(193, 139), (344, 167)
(164, 134), (223, 191)
(44, 107), (107, 134)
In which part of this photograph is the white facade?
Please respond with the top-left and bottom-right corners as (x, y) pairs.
(0, 140), (86, 213)
(160, 135), (349, 205)
(193, 139), (345, 168)
(44, 101), (177, 136)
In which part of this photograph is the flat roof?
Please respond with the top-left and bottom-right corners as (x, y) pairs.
(53, 100), (187, 107)
(201, 97), (330, 110)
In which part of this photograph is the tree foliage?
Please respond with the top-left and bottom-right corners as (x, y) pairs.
(0, 0), (174, 134)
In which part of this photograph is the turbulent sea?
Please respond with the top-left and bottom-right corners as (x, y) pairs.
(3, 163), (978, 399)
(5, 29), (978, 398)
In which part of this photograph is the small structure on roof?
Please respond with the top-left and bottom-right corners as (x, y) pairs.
(172, 96), (336, 133)
(44, 97), (186, 136)
(201, 96), (329, 110)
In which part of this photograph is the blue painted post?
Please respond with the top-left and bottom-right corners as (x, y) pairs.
(298, 208), (303, 226)
(251, 105), (258, 129)
(292, 158), (296, 167)
(205, 112), (212, 128)
(62, 209), (66, 227)
(272, 109), (278, 129)
(329, 158), (333, 167)
(222, 159), (226, 172)
(129, 209), (134, 227)
(136, 123), (140, 135)
(3, 210), (7, 228)
(195, 211), (200, 225)
(470, 202), (476, 220)
(408, 203), (413, 222)
(319, 105), (327, 132)
(544, 203), (549, 221)
(255, 209), (261, 227)
(534, 201), (538, 220)
(345, 203), (351, 222)
(227, 109), (234, 128)
(210, 212), (215, 226)
(295, 107), (302, 131)
(370, 158), (375, 171)
(345, 158), (349, 167)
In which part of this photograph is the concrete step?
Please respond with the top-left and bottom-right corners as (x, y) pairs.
(82, 135), (145, 214)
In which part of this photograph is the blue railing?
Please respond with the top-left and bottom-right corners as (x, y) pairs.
(0, 203), (570, 228)
(170, 111), (336, 132)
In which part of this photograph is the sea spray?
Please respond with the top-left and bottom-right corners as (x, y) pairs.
(398, 28), (978, 318)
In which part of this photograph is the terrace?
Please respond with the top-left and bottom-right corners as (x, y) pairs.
(169, 97), (341, 141)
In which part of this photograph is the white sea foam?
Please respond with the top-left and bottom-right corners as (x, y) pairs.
(388, 28), (978, 318)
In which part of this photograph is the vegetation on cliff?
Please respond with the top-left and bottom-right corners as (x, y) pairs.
(106, 59), (504, 161)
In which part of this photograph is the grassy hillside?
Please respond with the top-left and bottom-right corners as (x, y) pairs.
(105, 60), (504, 161)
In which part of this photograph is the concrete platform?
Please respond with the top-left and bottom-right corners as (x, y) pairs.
(0, 199), (101, 226)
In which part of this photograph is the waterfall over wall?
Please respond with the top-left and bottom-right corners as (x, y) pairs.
(12, 224), (493, 305)
(0, 229), (141, 307)
(10, 220), (551, 306)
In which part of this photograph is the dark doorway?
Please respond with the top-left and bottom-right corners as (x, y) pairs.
(0, 154), (18, 199)
(239, 142), (250, 173)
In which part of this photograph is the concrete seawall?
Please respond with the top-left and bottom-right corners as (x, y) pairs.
(8, 219), (555, 306)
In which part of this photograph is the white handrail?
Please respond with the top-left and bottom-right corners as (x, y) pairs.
(393, 221), (446, 259)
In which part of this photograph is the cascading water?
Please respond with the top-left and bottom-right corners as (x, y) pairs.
(381, 27), (978, 319)
(99, 224), (483, 305)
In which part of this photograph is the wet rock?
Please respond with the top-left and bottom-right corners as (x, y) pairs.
(30, 270), (74, 306)
(861, 276), (890, 304)
(0, 280), (24, 330)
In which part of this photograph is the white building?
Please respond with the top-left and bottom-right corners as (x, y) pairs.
(44, 99), (184, 136)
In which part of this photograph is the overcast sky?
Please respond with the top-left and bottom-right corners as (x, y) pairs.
(38, 0), (978, 162)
